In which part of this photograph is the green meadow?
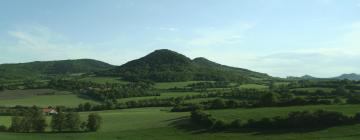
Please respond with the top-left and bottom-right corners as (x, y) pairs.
(0, 89), (98, 107)
(1, 107), (360, 140)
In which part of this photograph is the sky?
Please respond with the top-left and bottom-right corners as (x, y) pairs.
(0, 0), (360, 78)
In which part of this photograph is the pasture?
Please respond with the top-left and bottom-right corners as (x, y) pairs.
(0, 89), (98, 107)
(208, 104), (360, 121)
(1, 107), (360, 140)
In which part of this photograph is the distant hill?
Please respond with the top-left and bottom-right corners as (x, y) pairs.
(0, 59), (114, 80)
(286, 75), (318, 80)
(334, 73), (360, 81)
(103, 49), (269, 82)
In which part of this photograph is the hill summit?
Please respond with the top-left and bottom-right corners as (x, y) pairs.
(105, 49), (269, 82)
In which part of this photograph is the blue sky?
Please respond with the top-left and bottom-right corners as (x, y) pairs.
(1, 0), (360, 77)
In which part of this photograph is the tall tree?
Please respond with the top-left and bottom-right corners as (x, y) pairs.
(65, 112), (81, 131)
(86, 113), (102, 131)
(51, 112), (66, 132)
(9, 116), (23, 132)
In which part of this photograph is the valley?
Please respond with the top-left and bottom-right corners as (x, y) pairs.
(1, 49), (360, 140)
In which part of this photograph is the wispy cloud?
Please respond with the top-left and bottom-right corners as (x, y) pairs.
(245, 21), (360, 77)
(159, 27), (179, 32)
(187, 23), (254, 47)
(2, 25), (125, 64)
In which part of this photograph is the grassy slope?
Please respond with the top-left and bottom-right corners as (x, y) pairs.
(1, 107), (360, 140)
(208, 104), (360, 121)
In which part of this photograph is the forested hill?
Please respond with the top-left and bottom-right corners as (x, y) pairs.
(0, 59), (114, 80)
(335, 73), (360, 81)
(102, 49), (269, 82)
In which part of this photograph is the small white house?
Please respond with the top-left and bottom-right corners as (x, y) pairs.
(42, 108), (58, 115)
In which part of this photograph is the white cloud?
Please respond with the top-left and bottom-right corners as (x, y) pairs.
(159, 27), (179, 32)
(2, 25), (125, 64)
(244, 22), (360, 77)
(186, 22), (254, 47)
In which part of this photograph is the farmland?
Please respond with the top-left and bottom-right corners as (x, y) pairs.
(1, 107), (360, 140)
(0, 89), (98, 107)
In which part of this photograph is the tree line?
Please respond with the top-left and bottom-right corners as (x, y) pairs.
(190, 109), (360, 131)
(1, 106), (102, 133)
(48, 78), (160, 102)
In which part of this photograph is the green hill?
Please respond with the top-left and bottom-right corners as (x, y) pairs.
(0, 59), (114, 80)
(103, 49), (269, 82)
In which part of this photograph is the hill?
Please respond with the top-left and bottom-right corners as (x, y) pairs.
(334, 73), (360, 81)
(103, 49), (269, 82)
(286, 75), (318, 80)
(0, 59), (114, 80)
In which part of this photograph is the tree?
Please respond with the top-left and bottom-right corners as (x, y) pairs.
(28, 106), (47, 132)
(260, 92), (279, 106)
(333, 97), (344, 104)
(0, 84), (4, 91)
(211, 99), (226, 109)
(0, 125), (7, 132)
(9, 107), (47, 132)
(51, 112), (66, 132)
(78, 104), (85, 111)
(84, 102), (93, 111)
(9, 116), (23, 132)
(65, 112), (81, 131)
(31, 112), (47, 132)
(86, 113), (102, 131)
(333, 86), (349, 96)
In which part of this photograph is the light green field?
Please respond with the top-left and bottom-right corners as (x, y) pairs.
(208, 104), (360, 121)
(240, 84), (268, 89)
(79, 77), (129, 84)
(1, 107), (360, 140)
(0, 94), (98, 107)
(154, 81), (204, 89)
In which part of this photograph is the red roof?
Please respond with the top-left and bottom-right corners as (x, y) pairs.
(42, 108), (56, 113)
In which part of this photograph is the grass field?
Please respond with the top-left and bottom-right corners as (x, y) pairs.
(0, 93), (98, 107)
(208, 104), (360, 121)
(2, 107), (360, 140)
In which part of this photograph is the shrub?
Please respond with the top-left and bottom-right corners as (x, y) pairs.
(0, 125), (7, 132)
(230, 119), (242, 128)
(211, 120), (227, 130)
